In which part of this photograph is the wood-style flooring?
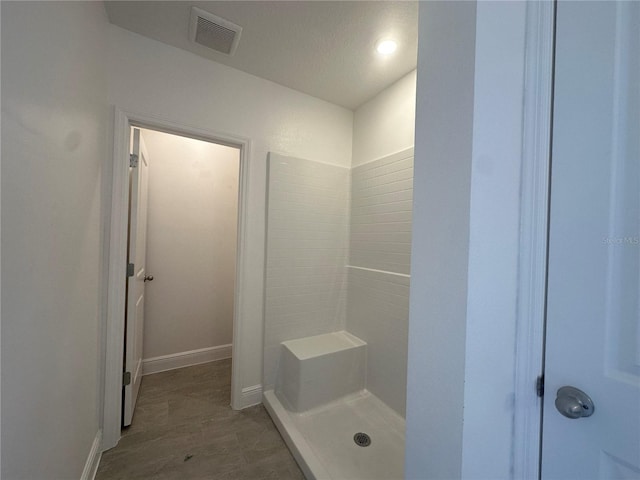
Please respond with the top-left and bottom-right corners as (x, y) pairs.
(96, 359), (304, 479)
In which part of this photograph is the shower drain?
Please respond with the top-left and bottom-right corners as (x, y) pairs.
(353, 432), (371, 447)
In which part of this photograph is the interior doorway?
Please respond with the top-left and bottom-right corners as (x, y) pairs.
(103, 109), (251, 450)
(122, 126), (241, 427)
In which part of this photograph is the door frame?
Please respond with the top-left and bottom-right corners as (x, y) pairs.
(102, 108), (251, 450)
(513, 1), (555, 478)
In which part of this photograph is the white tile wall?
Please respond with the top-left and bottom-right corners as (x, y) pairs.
(263, 153), (350, 390)
(347, 147), (414, 417)
(264, 149), (413, 418)
(350, 149), (414, 274)
(346, 266), (410, 416)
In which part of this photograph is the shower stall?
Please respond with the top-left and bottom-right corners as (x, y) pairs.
(262, 147), (414, 479)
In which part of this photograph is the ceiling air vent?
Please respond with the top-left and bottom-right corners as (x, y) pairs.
(189, 7), (242, 56)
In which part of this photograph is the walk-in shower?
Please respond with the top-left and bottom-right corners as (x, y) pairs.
(262, 147), (414, 479)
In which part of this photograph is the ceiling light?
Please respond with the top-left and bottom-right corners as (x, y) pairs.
(376, 39), (397, 56)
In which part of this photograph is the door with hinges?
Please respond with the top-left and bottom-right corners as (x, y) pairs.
(123, 127), (150, 426)
(541, 1), (640, 477)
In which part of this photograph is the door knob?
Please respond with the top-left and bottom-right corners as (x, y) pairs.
(144, 274), (154, 282)
(555, 386), (594, 419)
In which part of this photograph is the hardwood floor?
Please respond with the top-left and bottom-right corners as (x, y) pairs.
(96, 359), (304, 479)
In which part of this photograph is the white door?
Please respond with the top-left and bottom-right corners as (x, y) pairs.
(123, 128), (151, 426)
(541, 1), (640, 478)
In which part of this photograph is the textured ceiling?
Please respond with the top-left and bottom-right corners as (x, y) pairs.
(104, 1), (418, 110)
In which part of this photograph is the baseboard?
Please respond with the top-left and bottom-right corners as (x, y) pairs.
(142, 344), (232, 375)
(240, 384), (263, 408)
(81, 430), (102, 480)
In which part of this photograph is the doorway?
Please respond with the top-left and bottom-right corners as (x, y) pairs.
(103, 110), (251, 450)
(122, 126), (241, 427)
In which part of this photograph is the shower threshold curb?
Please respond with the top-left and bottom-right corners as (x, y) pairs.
(263, 389), (331, 480)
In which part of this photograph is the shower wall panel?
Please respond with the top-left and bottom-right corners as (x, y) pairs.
(347, 147), (414, 417)
(350, 149), (414, 274)
(263, 153), (350, 391)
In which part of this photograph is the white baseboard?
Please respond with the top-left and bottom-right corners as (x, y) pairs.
(142, 344), (232, 375)
(81, 430), (102, 480)
(240, 384), (263, 408)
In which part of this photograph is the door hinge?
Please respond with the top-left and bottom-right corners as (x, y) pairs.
(536, 375), (544, 397)
(123, 371), (131, 387)
(127, 263), (135, 277)
(129, 153), (139, 168)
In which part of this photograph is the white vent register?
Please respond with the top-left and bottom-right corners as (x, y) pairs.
(189, 6), (242, 56)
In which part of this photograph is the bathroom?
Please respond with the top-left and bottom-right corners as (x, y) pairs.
(102, 2), (418, 478)
(5, 1), (635, 479)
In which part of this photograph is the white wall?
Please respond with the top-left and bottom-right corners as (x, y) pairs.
(352, 70), (416, 167)
(107, 25), (353, 393)
(405, 2), (476, 478)
(461, 2), (526, 477)
(140, 129), (239, 360)
(406, 1), (528, 478)
(1, 2), (108, 477)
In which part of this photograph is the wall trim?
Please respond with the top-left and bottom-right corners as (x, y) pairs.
(347, 265), (411, 279)
(513, 1), (555, 478)
(142, 345), (232, 376)
(80, 430), (102, 480)
(240, 384), (263, 408)
(102, 108), (251, 450)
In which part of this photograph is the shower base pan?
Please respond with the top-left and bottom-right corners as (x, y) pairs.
(263, 388), (405, 479)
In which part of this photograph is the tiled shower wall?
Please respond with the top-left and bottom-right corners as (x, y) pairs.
(263, 149), (413, 416)
(347, 148), (414, 416)
(263, 153), (350, 390)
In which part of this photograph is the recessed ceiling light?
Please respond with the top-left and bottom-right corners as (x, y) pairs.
(376, 39), (398, 56)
